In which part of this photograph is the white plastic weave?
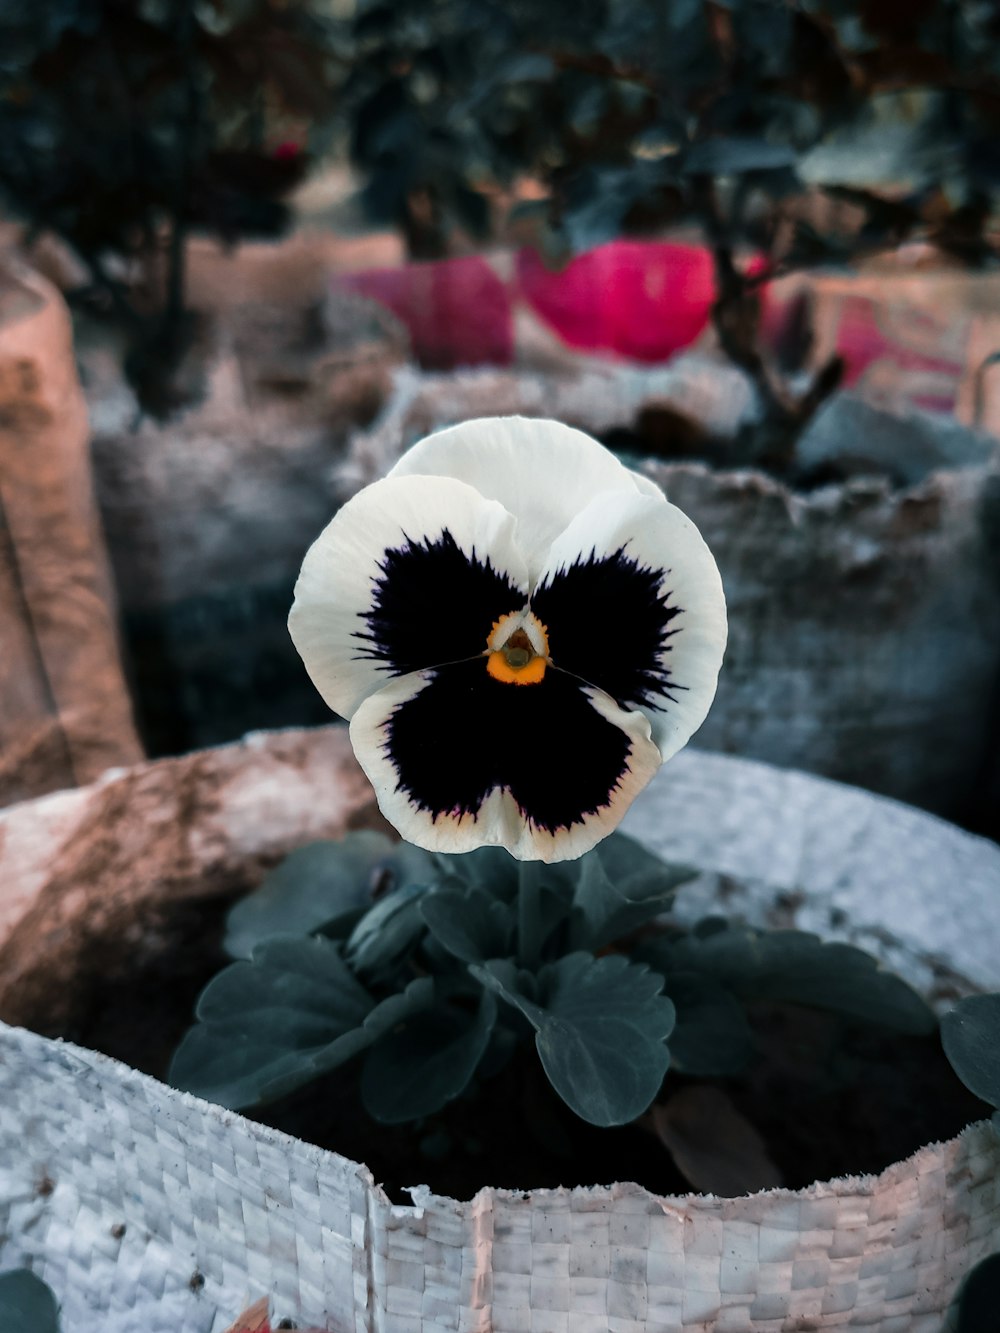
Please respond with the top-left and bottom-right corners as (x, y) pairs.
(0, 734), (998, 1332)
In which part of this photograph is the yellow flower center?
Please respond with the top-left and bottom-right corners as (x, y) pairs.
(486, 611), (549, 685)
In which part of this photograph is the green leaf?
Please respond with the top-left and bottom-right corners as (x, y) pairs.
(224, 833), (432, 958)
(516, 861), (575, 968)
(571, 840), (696, 950)
(496, 53), (554, 83)
(433, 846), (520, 899)
(508, 198), (550, 225)
(344, 882), (429, 982)
(941, 995), (1000, 1109)
(666, 973), (755, 1077)
(473, 953), (674, 1127)
(0, 1271), (59, 1333)
(420, 888), (514, 963)
(196, 936), (373, 1025)
(595, 831), (679, 891)
(434, 846), (576, 902)
(361, 990), (498, 1123)
(683, 136), (798, 175)
(953, 1253), (1000, 1333)
(170, 936), (433, 1108)
(657, 926), (935, 1035)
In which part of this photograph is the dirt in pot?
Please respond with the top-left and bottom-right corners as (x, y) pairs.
(248, 1010), (987, 1203)
(28, 896), (989, 1205)
(16, 889), (240, 1081)
(602, 408), (910, 494)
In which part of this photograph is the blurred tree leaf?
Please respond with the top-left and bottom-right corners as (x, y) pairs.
(683, 137), (799, 175)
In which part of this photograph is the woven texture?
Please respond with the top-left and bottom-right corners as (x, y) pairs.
(0, 738), (999, 1332)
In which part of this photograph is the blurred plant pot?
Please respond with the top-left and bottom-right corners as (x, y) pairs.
(516, 240), (717, 362)
(761, 257), (1000, 434)
(340, 364), (1000, 820)
(0, 726), (997, 1331)
(337, 254), (514, 370)
(0, 260), (142, 804)
(78, 256), (409, 758)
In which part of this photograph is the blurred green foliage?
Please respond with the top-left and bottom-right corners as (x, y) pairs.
(340, 0), (1000, 265)
(5, 1), (1000, 420)
(0, 0), (341, 412)
(335, 0), (1000, 458)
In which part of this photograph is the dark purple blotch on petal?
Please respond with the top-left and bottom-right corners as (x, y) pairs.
(383, 658), (634, 834)
(531, 545), (682, 711)
(354, 530), (522, 676)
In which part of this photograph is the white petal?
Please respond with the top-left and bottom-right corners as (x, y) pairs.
(349, 667), (663, 863)
(387, 416), (655, 581)
(534, 489), (727, 761)
(289, 474), (529, 720)
(628, 467), (666, 500)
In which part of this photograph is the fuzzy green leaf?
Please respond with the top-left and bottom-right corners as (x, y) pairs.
(361, 990), (498, 1123)
(941, 994), (1000, 1109)
(473, 953), (674, 1126)
(433, 846), (522, 899)
(344, 881), (429, 982)
(683, 136), (798, 175)
(170, 936), (433, 1108)
(224, 833), (432, 958)
(572, 844), (696, 950)
(434, 846), (576, 903)
(952, 1252), (1000, 1333)
(420, 888), (514, 963)
(656, 926), (935, 1035)
(595, 831), (677, 889)
(0, 1271), (59, 1333)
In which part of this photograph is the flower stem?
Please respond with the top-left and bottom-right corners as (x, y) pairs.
(518, 863), (542, 971)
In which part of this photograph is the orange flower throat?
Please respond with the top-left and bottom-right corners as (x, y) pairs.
(486, 612), (549, 685)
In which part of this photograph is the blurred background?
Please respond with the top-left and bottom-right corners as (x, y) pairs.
(0, 0), (998, 838)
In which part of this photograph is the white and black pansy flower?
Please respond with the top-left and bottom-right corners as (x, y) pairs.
(290, 417), (727, 862)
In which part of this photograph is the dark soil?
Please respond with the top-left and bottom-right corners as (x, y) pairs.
(37, 891), (990, 1205)
(602, 407), (905, 492)
(46, 891), (238, 1081)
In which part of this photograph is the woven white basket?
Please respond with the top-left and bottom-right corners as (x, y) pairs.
(0, 727), (998, 1332)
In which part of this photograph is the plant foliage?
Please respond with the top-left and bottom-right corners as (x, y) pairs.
(0, 0), (341, 413)
(7, 2), (1000, 429)
(941, 993), (1000, 1111)
(951, 1252), (1000, 1333)
(0, 1270), (60, 1333)
(334, 0), (1000, 467)
(171, 829), (934, 1130)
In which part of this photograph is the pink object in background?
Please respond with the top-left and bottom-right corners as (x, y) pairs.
(516, 241), (717, 362)
(339, 256), (513, 369)
(829, 293), (961, 416)
(759, 277), (977, 419)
